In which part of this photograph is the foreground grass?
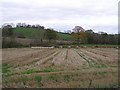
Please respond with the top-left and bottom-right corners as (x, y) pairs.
(2, 64), (11, 76)
(60, 44), (118, 47)
(2, 67), (118, 88)
(22, 68), (59, 74)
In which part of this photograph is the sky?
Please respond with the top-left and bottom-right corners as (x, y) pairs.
(0, 0), (119, 34)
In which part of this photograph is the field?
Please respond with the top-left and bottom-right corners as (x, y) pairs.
(13, 27), (42, 37)
(13, 27), (72, 40)
(2, 47), (118, 88)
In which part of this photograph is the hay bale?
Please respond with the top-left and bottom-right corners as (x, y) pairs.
(31, 46), (54, 49)
(76, 46), (79, 48)
(59, 46), (63, 48)
(68, 46), (71, 48)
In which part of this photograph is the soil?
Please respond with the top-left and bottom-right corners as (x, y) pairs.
(2, 48), (118, 88)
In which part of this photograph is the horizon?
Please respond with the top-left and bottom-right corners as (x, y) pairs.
(1, 22), (119, 35)
(0, 0), (118, 34)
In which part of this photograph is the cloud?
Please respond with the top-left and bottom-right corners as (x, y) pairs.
(0, 0), (119, 34)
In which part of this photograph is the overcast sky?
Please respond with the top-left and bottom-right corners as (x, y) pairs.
(0, 0), (119, 34)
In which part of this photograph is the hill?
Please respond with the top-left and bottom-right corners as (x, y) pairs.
(13, 27), (73, 41)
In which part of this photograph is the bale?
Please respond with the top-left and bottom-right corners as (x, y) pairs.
(31, 46), (54, 49)
(59, 46), (63, 48)
(76, 46), (79, 48)
(68, 46), (71, 48)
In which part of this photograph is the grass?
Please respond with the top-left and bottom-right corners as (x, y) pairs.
(42, 68), (57, 72)
(96, 71), (116, 75)
(22, 68), (58, 74)
(79, 44), (118, 46)
(47, 75), (58, 82)
(96, 71), (108, 75)
(22, 69), (40, 74)
(34, 76), (42, 83)
(57, 32), (73, 41)
(63, 75), (70, 82)
(118, 81), (120, 87)
(13, 27), (44, 38)
(2, 64), (10, 76)
(60, 44), (118, 48)
(34, 76), (43, 87)
(93, 64), (108, 68)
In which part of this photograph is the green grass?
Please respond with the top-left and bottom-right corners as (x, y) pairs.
(42, 68), (57, 72)
(57, 32), (73, 41)
(13, 27), (73, 41)
(34, 76), (42, 82)
(61, 44), (118, 47)
(13, 27), (44, 38)
(96, 71), (116, 75)
(22, 69), (40, 74)
(79, 44), (118, 46)
(34, 76), (43, 87)
(47, 75), (58, 82)
(118, 81), (120, 87)
(22, 68), (58, 74)
(2, 64), (10, 76)
(96, 71), (108, 75)
(93, 64), (108, 68)
(63, 75), (71, 82)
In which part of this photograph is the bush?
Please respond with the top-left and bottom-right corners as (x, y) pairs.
(14, 32), (26, 38)
(2, 38), (29, 48)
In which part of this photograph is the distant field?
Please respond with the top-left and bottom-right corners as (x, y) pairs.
(13, 27), (44, 38)
(13, 27), (73, 40)
(60, 44), (118, 47)
(57, 32), (73, 41)
(2, 47), (118, 88)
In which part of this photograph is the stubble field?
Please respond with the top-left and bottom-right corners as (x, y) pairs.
(2, 47), (118, 88)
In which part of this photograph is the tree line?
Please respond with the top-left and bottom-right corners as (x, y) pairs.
(2, 23), (119, 48)
(2, 23), (57, 41)
(71, 26), (118, 45)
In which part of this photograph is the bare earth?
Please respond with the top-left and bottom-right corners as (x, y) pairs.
(2, 47), (118, 88)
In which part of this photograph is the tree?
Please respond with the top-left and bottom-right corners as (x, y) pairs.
(71, 26), (86, 43)
(85, 29), (94, 44)
(33, 29), (45, 46)
(45, 28), (57, 42)
(16, 23), (22, 27)
(72, 26), (85, 33)
(2, 24), (13, 37)
(101, 33), (108, 44)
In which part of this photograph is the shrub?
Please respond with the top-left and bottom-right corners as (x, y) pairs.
(2, 38), (29, 48)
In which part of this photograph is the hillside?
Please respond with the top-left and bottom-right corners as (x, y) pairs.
(13, 27), (43, 38)
(13, 27), (73, 41)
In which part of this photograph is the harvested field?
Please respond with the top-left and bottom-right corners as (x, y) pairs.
(2, 48), (118, 88)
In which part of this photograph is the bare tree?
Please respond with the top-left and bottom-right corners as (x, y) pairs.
(72, 26), (85, 33)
